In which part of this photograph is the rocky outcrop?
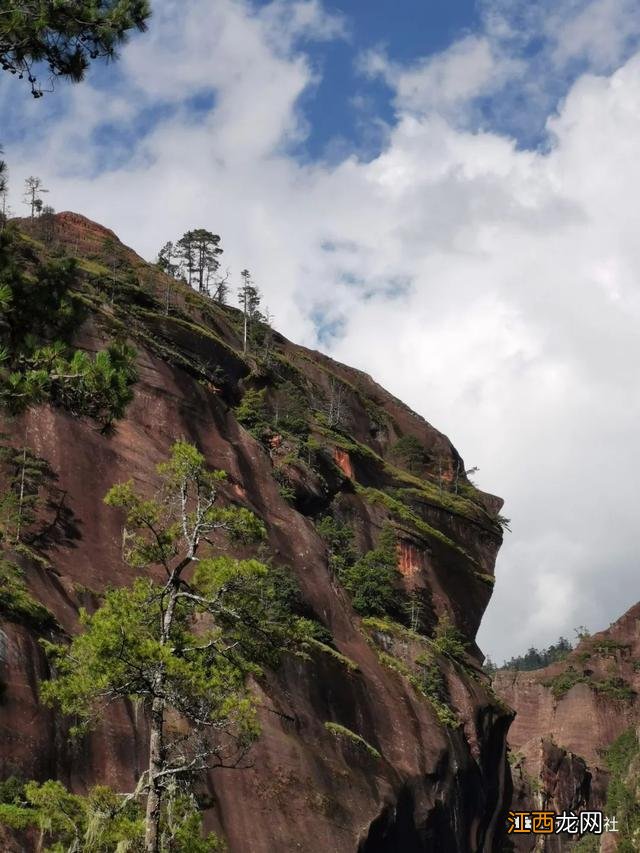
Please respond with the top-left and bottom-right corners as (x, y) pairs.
(494, 603), (640, 851)
(0, 214), (511, 851)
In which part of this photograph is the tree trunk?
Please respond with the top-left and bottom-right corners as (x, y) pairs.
(145, 694), (164, 853)
(15, 447), (26, 543)
(144, 583), (178, 852)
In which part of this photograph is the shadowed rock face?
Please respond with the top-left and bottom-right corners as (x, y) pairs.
(494, 603), (640, 852)
(0, 214), (511, 852)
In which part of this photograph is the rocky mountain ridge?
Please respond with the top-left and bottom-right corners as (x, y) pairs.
(0, 213), (511, 852)
(494, 602), (640, 852)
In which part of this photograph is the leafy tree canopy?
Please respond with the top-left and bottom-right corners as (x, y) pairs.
(0, 777), (224, 851)
(0, 0), (151, 97)
(0, 227), (137, 427)
(41, 441), (305, 851)
(340, 524), (402, 618)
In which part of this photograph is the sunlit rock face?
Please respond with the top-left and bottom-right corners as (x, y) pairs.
(0, 214), (510, 852)
(494, 602), (640, 852)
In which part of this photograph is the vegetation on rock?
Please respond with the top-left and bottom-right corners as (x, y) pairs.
(40, 441), (305, 852)
(0, 228), (137, 427)
(0, 777), (224, 851)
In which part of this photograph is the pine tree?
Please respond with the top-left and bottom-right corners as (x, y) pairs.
(1, 0), (151, 97)
(176, 229), (223, 294)
(238, 269), (261, 354)
(0, 443), (49, 544)
(0, 148), (7, 196)
(212, 268), (230, 304)
(41, 441), (303, 853)
(157, 241), (179, 278)
(23, 176), (48, 219)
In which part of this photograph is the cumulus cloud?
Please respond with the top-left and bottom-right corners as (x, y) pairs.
(2, 0), (640, 660)
(359, 36), (519, 118)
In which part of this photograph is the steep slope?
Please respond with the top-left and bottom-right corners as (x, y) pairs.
(494, 603), (640, 852)
(0, 213), (510, 852)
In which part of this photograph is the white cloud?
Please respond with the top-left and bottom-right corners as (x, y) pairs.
(3, 0), (640, 661)
(359, 36), (519, 118)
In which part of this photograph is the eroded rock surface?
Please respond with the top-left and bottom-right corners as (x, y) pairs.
(495, 603), (640, 851)
(0, 214), (511, 852)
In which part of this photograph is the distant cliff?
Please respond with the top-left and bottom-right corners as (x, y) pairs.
(494, 603), (640, 852)
(0, 213), (511, 852)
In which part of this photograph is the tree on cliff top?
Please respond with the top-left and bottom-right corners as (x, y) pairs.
(41, 441), (303, 853)
(0, 0), (151, 97)
(176, 229), (223, 294)
(238, 269), (262, 355)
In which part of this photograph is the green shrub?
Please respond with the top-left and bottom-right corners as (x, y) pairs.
(0, 229), (137, 427)
(603, 730), (640, 847)
(545, 668), (635, 701)
(340, 525), (402, 618)
(593, 677), (635, 701)
(415, 651), (458, 727)
(0, 559), (57, 630)
(544, 667), (587, 698)
(274, 380), (309, 436)
(0, 803), (34, 830)
(315, 515), (356, 574)
(0, 778), (225, 851)
(389, 435), (427, 472)
(324, 722), (381, 759)
(0, 776), (25, 805)
(235, 387), (268, 435)
(431, 613), (468, 662)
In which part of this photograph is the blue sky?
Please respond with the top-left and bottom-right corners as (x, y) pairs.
(282, 0), (480, 159)
(4, 0), (640, 661)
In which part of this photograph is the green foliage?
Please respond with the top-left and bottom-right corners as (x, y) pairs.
(361, 615), (418, 641)
(305, 637), (359, 672)
(374, 647), (458, 728)
(234, 387), (268, 436)
(0, 558), (56, 629)
(499, 637), (573, 671)
(315, 514), (356, 575)
(0, 443), (49, 544)
(176, 229), (223, 294)
(415, 652), (459, 728)
(323, 722), (381, 760)
(42, 441), (299, 844)
(1, 0), (151, 97)
(544, 667), (635, 701)
(430, 613), (468, 662)
(544, 667), (587, 698)
(0, 229), (137, 426)
(355, 485), (476, 564)
(273, 466), (296, 503)
(603, 729), (640, 850)
(591, 638), (629, 656)
(339, 525), (402, 618)
(0, 776), (25, 805)
(0, 778), (224, 851)
(389, 435), (427, 473)
(361, 618), (459, 728)
(273, 380), (309, 436)
(0, 802), (34, 830)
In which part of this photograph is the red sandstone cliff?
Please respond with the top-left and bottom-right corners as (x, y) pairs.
(494, 603), (640, 852)
(0, 214), (511, 851)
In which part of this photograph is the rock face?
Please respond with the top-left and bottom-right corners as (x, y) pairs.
(0, 214), (511, 852)
(494, 603), (640, 852)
